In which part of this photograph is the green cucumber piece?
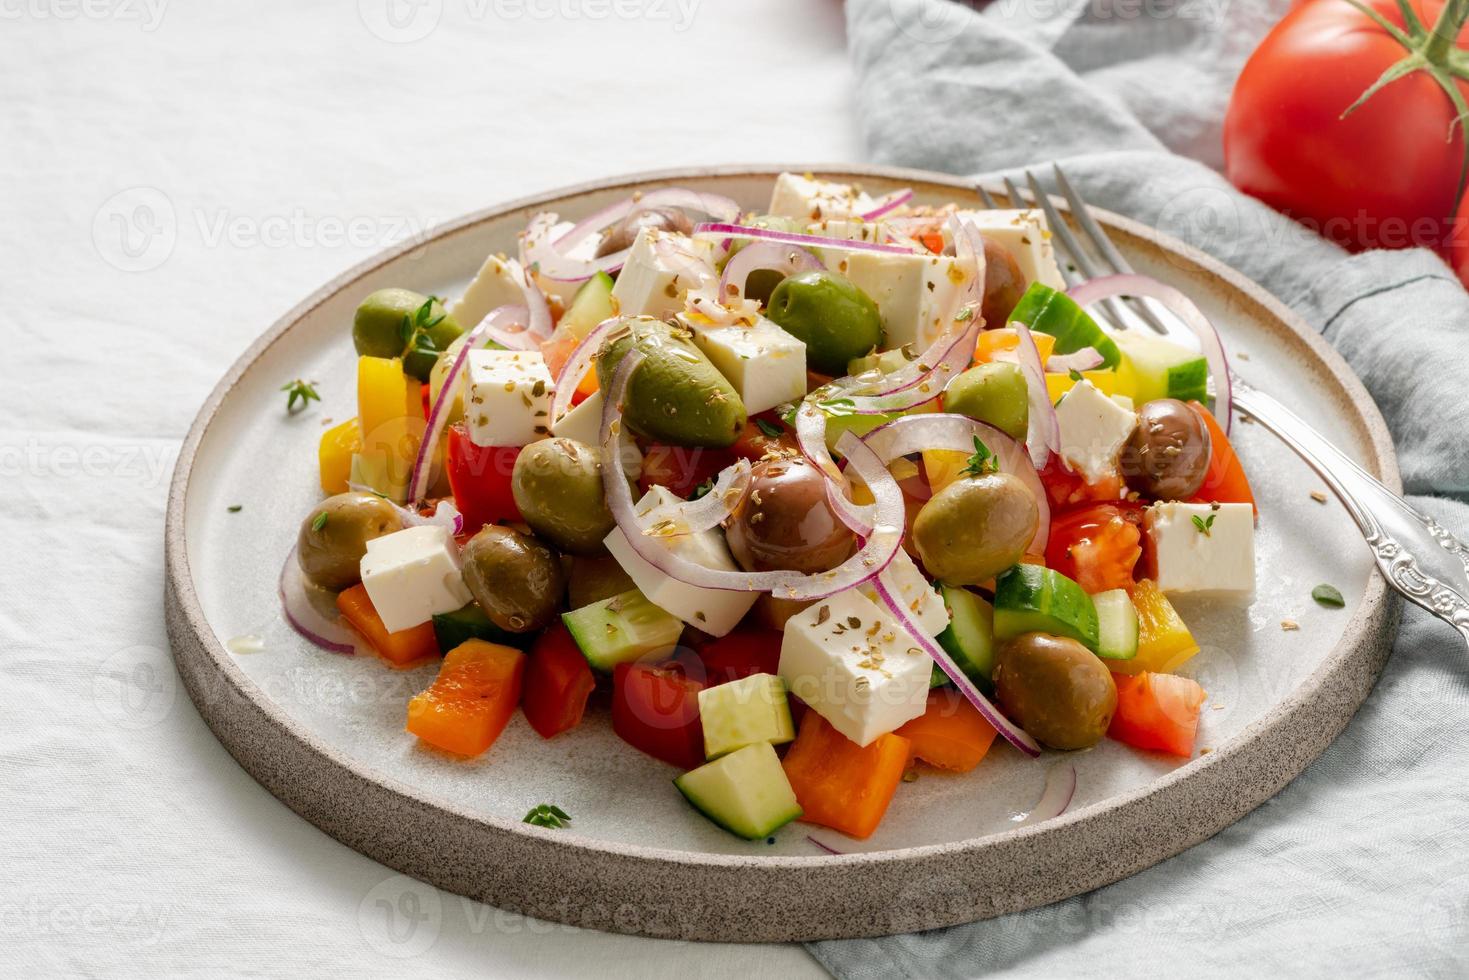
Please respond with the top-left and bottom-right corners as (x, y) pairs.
(561, 588), (683, 672)
(1114, 329), (1208, 404)
(1007, 283), (1121, 368)
(560, 271), (616, 341)
(993, 564), (1100, 652)
(673, 742), (803, 840)
(934, 585), (997, 691)
(697, 673), (795, 759)
(1092, 589), (1139, 661)
(432, 604), (532, 653)
(847, 346), (915, 378)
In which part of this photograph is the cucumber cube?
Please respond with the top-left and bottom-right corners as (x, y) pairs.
(673, 742), (803, 840)
(432, 604), (532, 653)
(1007, 283), (1121, 368)
(993, 564), (1100, 653)
(561, 588), (683, 672)
(1114, 329), (1208, 404)
(1092, 589), (1140, 661)
(935, 585), (997, 690)
(560, 271), (617, 341)
(697, 673), (795, 760)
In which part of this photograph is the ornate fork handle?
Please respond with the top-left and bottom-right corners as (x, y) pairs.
(1231, 378), (1469, 645)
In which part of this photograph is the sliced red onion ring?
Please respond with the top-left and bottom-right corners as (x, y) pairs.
(693, 222), (916, 256)
(1013, 323), (1059, 470)
(549, 315), (630, 425)
(839, 304), (982, 415)
(636, 460), (751, 537)
(859, 188), (914, 221)
(807, 835), (846, 855)
(1066, 273), (1232, 434)
(859, 413), (1050, 555)
(1016, 762), (1077, 826)
(719, 241), (822, 300)
(873, 571), (1040, 758)
(397, 499), (464, 536)
(601, 355), (904, 601)
(1047, 347), (1104, 373)
(278, 549), (356, 655)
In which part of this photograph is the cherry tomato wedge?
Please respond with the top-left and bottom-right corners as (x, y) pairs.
(697, 628), (783, 686)
(522, 624), (596, 739)
(611, 661), (706, 770)
(731, 415), (798, 463)
(638, 443), (737, 499)
(1038, 455), (1124, 511)
(445, 422), (522, 532)
(1107, 671), (1206, 758)
(1185, 401), (1257, 515)
(1045, 502), (1145, 594)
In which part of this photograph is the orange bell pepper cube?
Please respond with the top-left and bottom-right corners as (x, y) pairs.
(336, 584), (440, 668)
(406, 640), (526, 758)
(1108, 671), (1206, 758)
(895, 688), (999, 773)
(781, 710), (911, 840)
(1186, 401), (1257, 516)
(973, 327), (1056, 364)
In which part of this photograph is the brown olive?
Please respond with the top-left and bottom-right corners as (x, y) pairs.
(980, 237), (1028, 328)
(594, 206), (694, 258)
(911, 472), (1038, 585)
(993, 632), (1116, 750)
(566, 554), (636, 609)
(460, 525), (565, 632)
(752, 593), (815, 631)
(511, 438), (616, 556)
(724, 456), (855, 574)
(1120, 398), (1212, 500)
(296, 492), (403, 590)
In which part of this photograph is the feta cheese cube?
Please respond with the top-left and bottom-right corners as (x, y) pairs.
(945, 209), (1066, 294)
(464, 349), (555, 448)
(551, 389), (603, 447)
(450, 253), (527, 329)
(1144, 502), (1256, 601)
(823, 248), (979, 351)
(768, 172), (876, 222)
(359, 524), (472, 633)
(609, 227), (714, 320)
(603, 487), (758, 637)
(778, 588), (932, 746)
(860, 551), (948, 638)
(681, 314), (807, 415)
(806, 218), (886, 244)
(1055, 379), (1138, 483)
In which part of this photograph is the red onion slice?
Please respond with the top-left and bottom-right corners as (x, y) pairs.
(859, 188), (914, 221)
(719, 241), (823, 300)
(1047, 347), (1104, 373)
(873, 571), (1040, 758)
(1013, 323), (1059, 470)
(860, 413), (1050, 555)
(807, 835), (846, 855)
(1016, 762), (1077, 826)
(636, 460), (751, 537)
(601, 355), (904, 601)
(549, 315), (629, 426)
(397, 499), (465, 537)
(693, 222), (916, 256)
(1066, 273), (1232, 434)
(840, 304), (982, 415)
(278, 549), (357, 655)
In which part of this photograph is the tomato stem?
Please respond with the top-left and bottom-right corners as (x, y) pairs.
(1426, 0), (1469, 62)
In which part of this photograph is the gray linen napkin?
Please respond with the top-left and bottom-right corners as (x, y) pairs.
(808, 1), (1469, 975)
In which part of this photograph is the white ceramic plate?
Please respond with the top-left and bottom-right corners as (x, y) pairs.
(165, 165), (1400, 942)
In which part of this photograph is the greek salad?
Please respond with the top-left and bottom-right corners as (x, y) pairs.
(280, 173), (1257, 844)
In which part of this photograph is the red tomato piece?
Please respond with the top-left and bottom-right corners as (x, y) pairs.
(1045, 503), (1145, 594)
(731, 415), (798, 463)
(638, 443), (737, 498)
(522, 624), (596, 739)
(1185, 402), (1257, 515)
(1108, 671), (1207, 758)
(611, 661), (706, 770)
(445, 422), (522, 532)
(1038, 455), (1124, 511)
(697, 628), (783, 686)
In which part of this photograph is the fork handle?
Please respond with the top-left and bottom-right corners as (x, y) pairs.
(1231, 382), (1469, 645)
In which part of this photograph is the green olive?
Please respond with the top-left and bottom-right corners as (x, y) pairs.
(911, 472), (1038, 585)
(296, 492), (403, 590)
(765, 270), (883, 375)
(567, 555), (637, 609)
(353, 288), (464, 382)
(993, 632), (1117, 750)
(511, 438), (616, 556)
(725, 456), (855, 574)
(460, 525), (565, 633)
(942, 362), (1030, 441)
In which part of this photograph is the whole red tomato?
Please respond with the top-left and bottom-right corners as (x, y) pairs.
(1224, 0), (1469, 253)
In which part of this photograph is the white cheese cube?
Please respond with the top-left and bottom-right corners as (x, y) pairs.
(464, 349), (555, 448)
(609, 227), (714, 320)
(551, 389), (603, 447)
(824, 249), (979, 351)
(860, 551), (948, 638)
(947, 209), (1067, 293)
(1144, 502), (1256, 601)
(768, 172), (876, 222)
(1055, 379), (1138, 483)
(806, 218), (886, 244)
(603, 487), (758, 637)
(682, 314), (807, 415)
(359, 525), (472, 633)
(450, 253), (527, 328)
(777, 588), (932, 746)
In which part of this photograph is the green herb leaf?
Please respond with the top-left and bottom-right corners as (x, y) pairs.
(754, 418), (784, 439)
(817, 397), (857, 418)
(778, 403), (798, 427)
(1312, 584), (1345, 608)
(1068, 368), (1085, 383)
(227, 505), (243, 513)
(961, 436), (999, 477)
(689, 477), (715, 501)
(281, 379), (321, 414)
(311, 511), (328, 533)
(1191, 514), (1216, 536)
(523, 804), (571, 828)
(954, 306), (974, 322)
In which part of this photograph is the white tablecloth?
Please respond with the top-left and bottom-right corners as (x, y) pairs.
(2, 2), (848, 974)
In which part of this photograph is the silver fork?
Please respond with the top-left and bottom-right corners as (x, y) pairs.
(979, 165), (1469, 647)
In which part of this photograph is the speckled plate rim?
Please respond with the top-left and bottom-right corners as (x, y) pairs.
(164, 163), (1402, 943)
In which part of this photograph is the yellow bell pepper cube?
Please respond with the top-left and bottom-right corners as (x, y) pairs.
(1112, 579), (1201, 675)
(318, 417), (362, 494)
(355, 356), (424, 501)
(1045, 369), (1132, 404)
